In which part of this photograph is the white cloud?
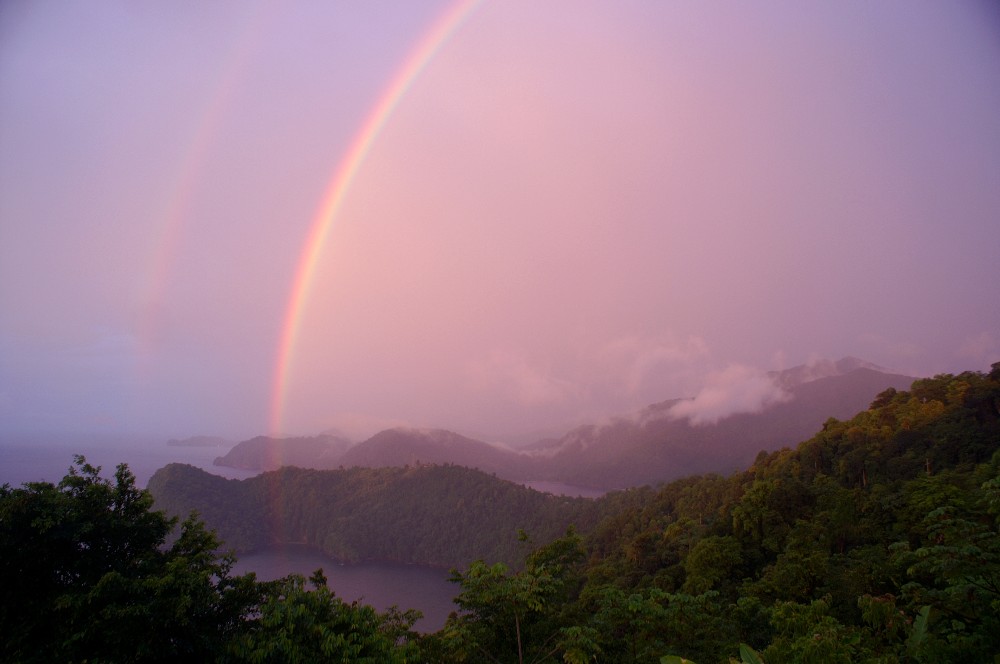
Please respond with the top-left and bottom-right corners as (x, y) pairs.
(669, 364), (791, 426)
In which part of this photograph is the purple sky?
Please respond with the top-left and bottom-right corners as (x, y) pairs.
(2, 1), (999, 443)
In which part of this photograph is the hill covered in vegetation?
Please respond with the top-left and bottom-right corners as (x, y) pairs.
(6, 364), (999, 662)
(530, 364), (915, 488)
(149, 462), (600, 569)
(541, 365), (1000, 662)
(209, 358), (913, 490)
(0, 457), (421, 663)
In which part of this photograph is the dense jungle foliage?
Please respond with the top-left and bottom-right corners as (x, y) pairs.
(3, 364), (998, 662)
(0, 458), (420, 663)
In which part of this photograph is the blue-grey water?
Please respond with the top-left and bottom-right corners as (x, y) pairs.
(232, 544), (457, 632)
(0, 435), (460, 631)
(0, 435), (609, 632)
(0, 432), (256, 487)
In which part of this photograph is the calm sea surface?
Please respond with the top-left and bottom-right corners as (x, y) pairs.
(0, 432), (256, 487)
(1, 435), (608, 632)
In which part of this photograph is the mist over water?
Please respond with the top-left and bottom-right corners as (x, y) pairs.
(0, 434), (256, 488)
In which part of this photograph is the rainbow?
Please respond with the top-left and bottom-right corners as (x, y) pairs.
(268, 0), (482, 437)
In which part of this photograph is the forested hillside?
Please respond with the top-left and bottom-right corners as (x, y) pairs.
(149, 462), (601, 568)
(1, 458), (421, 662)
(8, 365), (999, 662)
(426, 365), (1000, 662)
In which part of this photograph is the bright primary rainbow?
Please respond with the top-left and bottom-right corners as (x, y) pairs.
(268, 0), (482, 438)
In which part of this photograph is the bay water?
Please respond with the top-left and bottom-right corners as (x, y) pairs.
(0, 434), (457, 631)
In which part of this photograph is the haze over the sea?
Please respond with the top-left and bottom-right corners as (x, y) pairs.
(2, 1), (998, 443)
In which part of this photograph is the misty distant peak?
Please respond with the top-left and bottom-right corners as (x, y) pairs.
(768, 356), (889, 390)
(381, 427), (472, 446)
(317, 427), (353, 444)
(212, 433), (353, 471)
(835, 356), (889, 373)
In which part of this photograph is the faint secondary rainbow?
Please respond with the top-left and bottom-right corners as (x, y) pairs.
(269, 0), (482, 436)
(137, 0), (278, 368)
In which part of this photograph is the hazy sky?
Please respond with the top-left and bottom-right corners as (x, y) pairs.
(2, 1), (999, 442)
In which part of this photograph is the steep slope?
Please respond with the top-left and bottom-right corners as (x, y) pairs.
(573, 366), (1000, 662)
(534, 365), (915, 489)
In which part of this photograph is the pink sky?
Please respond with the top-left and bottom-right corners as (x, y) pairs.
(2, 1), (999, 442)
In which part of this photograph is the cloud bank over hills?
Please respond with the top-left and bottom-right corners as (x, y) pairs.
(668, 364), (792, 426)
(214, 358), (916, 489)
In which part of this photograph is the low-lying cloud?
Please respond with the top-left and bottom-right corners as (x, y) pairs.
(669, 364), (791, 426)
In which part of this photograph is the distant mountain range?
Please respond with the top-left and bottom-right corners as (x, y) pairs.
(529, 364), (913, 488)
(766, 356), (889, 389)
(211, 358), (914, 489)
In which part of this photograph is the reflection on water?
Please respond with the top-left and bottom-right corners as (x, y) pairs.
(232, 543), (458, 632)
